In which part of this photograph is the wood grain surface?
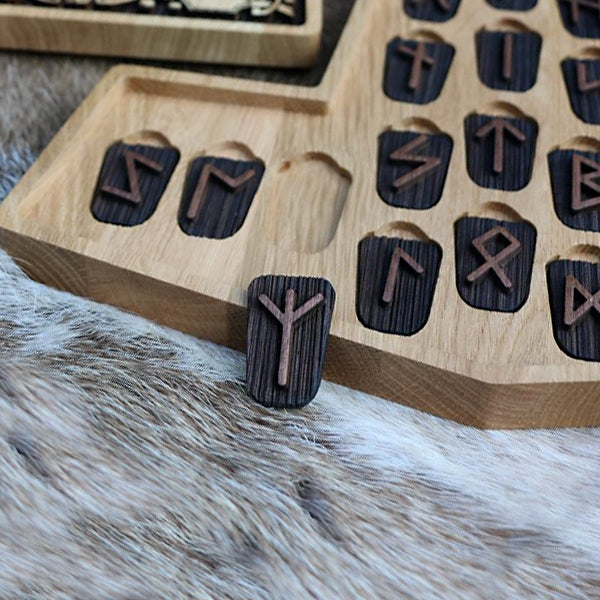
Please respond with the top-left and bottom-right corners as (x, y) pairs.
(4, 0), (600, 427)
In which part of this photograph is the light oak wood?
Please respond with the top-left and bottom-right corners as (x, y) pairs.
(0, 0), (321, 66)
(3, 0), (600, 428)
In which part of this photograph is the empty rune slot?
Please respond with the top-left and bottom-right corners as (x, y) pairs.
(356, 235), (442, 335)
(548, 147), (600, 232)
(464, 112), (538, 191)
(246, 275), (335, 408)
(178, 156), (264, 239)
(377, 129), (453, 209)
(562, 58), (600, 124)
(264, 153), (350, 254)
(547, 259), (600, 361)
(476, 29), (542, 92)
(557, 0), (600, 39)
(91, 142), (180, 226)
(403, 0), (461, 22)
(455, 216), (536, 312)
(383, 37), (455, 104)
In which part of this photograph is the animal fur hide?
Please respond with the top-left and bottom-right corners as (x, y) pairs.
(2, 14), (600, 599)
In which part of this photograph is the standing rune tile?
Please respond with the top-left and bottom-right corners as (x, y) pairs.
(547, 259), (600, 361)
(376, 130), (453, 209)
(548, 148), (600, 232)
(557, 0), (600, 38)
(476, 30), (542, 92)
(455, 217), (537, 312)
(356, 236), (442, 335)
(246, 275), (335, 408)
(562, 58), (600, 124)
(383, 37), (455, 104)
(464, 113), (538, 191)
(404, 0), (461, 22)
(179, 156), (264, 239)
(91, 142), (180, 226)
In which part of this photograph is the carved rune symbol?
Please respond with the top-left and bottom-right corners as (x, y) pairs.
(474, 117), (526, 174)
(561, 0), (600, 24)
(396, 41), (435, 90)
(466, 226), (522, 291)
(572, 154), (600, 211)
(389, 134), (442, 189)
(564, 274), (600, 326)
(502, 33), (514, 81)
(576, 61), (600, 93)
(259, 289), (325, 388)
(382, 246), (425, 304)
(101, 149), (164, 204)
(186, 164), (256, 220)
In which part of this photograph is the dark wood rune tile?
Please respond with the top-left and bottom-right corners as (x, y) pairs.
(376, 130), (453, 209)
(403, 0), (461, 22)
(464, 113), (538, 191)
(562, 58), (600, 124)
(246, 275), (335, 408)
(383, 37), (455, 105)
(455, 217), (537, 312)
(486, 0), (537, 10)
(547, 259), (600, 361)
(548, 148), (600, 232)
(476, 30), (542, 92)
(557, 0), (600, 39)
(178, 156), (264, 239)
(91, 142), (180, 226)
(356, 236), (442, 335)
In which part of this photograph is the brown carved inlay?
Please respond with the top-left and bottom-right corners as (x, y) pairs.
(564, 274), (600, 326)
(258, 289), (325, 388)
(186, 163), (256, 221)
(502, 33), (514, 81)
(396, 41), (436, 90)
(389, 134), (443, 189)
(577, 61), (600, 92)
(466, 225), (522, 290)
(101, 149), (164, 205)
(474, 117), (526, 174)
(382, 246), (425, 304)
(572, 153), (600, 211)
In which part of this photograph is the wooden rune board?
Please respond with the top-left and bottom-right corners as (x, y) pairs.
(4, 0), (600, 428)
(0, 0), (321, 66)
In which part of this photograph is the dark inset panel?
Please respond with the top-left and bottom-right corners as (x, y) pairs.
(455, 217), (537, 312)
(476, 30), (542, 92)
(246, 275), (335, 408)
(548, 259), (600, 361)
(464, 113), (538, 191)
(376, 130), (453, 209)
(486, 0), (537, 10)
(356, 236), (442, 335)
(383, 37), (455, 105)
(557, 0), (600, 39)
(404, 0), (461, 22)
(548, 148), (600, 232)
(91, 142), (180, 227)
(7, 0), (306, 24)
(178, 156), (264, 239)
(562, 58), (600, 124)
